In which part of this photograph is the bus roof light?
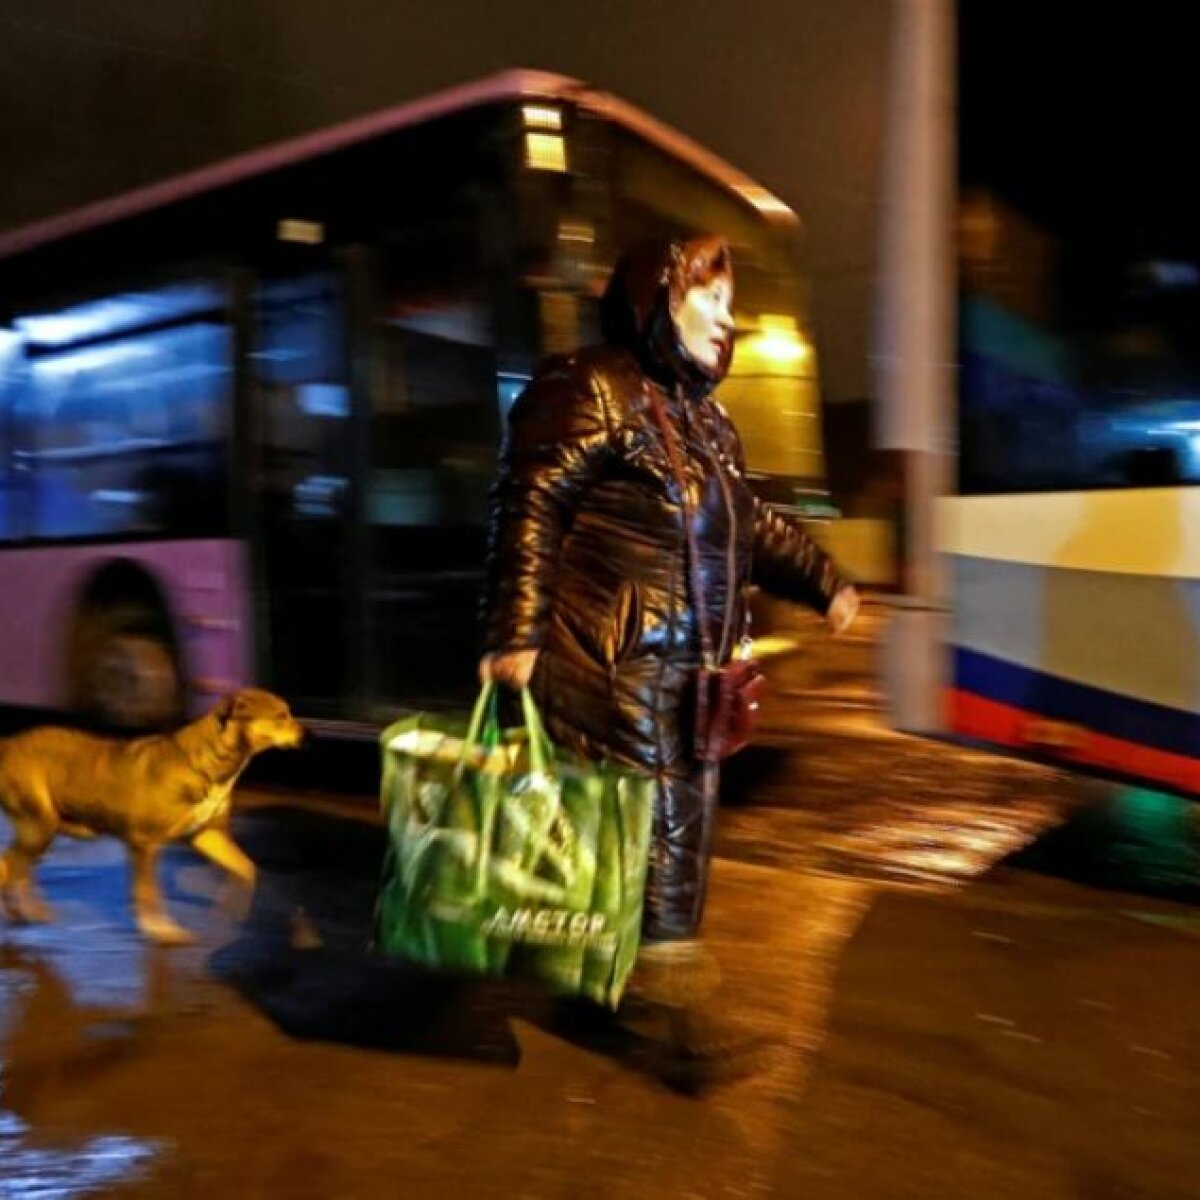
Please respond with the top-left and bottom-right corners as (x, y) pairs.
(522, 105), (563, 131)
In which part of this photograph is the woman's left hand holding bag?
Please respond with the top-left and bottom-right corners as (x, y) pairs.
(479, 649), (540, 688)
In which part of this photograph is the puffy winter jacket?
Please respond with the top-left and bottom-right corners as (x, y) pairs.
(483, 240), (846, 774)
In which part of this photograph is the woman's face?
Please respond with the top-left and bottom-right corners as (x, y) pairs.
(674, 274), (735, 374)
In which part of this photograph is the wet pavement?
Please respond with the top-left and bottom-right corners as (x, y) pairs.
(3, 599), (1200, 1197)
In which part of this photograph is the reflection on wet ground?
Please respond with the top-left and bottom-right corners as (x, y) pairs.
(0, 817), (873, 1197)
(727, 604), (1200, 900)
(0, 1111), (158, 1200)
(1, 939), (167, 1196)
(1011, 782), (1200, 904)
(1, 604), (1197, 1195)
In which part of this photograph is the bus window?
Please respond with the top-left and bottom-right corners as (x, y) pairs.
(9, 283), (232, 540)
(958, 197), (1200, 494)
(0, 330), (21, 540)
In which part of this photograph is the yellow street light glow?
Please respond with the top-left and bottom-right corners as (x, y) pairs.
(751, 314), (809, 365)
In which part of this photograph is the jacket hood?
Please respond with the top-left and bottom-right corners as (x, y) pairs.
(598, 237), (734, 397)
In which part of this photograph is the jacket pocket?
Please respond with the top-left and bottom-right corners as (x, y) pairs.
(613, 580), (645, 665)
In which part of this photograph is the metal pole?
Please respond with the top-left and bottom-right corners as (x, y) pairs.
(874, 0), (957, 733)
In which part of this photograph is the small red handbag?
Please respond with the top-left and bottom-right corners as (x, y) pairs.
(692, 656), (767, 762)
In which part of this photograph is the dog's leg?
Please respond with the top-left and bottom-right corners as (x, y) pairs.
(128, 842), (193, 946)
(1, 816), (58, 924)
(190, 828), (256, 923)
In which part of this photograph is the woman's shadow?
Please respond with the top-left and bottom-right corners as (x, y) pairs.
(206, 805), (527, 1067)
(206, 806), (689, 1086)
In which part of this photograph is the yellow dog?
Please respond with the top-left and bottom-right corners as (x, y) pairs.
(0, 689), (304, 944)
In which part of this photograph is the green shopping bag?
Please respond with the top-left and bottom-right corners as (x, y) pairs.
(375, 684), (655, 1008)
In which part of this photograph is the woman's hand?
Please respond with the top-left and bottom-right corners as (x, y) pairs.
(826, 586), (860, 635)
(479, 649), (540, 689)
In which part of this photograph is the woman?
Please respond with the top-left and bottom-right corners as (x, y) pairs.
(480, 236), (858, 1020)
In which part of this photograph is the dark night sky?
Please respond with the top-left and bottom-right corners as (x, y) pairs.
(960, 3), (1198, 251)
(959, 2), (1200, 350)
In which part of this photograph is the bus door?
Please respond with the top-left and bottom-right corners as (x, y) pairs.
(362, 238), (502, 713)
(250, 269), (358, 714)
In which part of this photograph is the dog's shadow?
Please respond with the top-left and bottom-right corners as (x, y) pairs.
(30, 841), (217, 934)
(207, 807), (528, 1068)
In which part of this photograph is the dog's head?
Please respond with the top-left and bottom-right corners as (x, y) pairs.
(212, 689), (305, 755)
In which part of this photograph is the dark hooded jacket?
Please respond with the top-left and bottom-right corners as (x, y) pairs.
(483, 240), (846, 773)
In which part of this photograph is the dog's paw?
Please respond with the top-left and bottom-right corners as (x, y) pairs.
(4, 892), (56, 925)
(138, 914), (195, 946)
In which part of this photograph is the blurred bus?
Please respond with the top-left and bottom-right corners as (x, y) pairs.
(0, 70), (828, 732)
(944, 193), (1200, 796)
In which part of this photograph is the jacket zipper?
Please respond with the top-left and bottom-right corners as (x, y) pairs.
(681, 389), (739, 665)
(709, 418), (739, 664)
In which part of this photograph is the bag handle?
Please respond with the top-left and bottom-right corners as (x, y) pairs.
(461, 682), (555, 777)
(463, 681), (501, 751)
(519, 687), (554, 778)
(468, 686), (557, 900)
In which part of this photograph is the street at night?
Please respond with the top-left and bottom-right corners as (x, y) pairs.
(3, 606), (1198, 1197)
(5, 3), (1200, 1196)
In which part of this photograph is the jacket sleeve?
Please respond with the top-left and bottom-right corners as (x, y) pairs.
(481, 362), (612, 653)
(709, 399), (849, 616)
(750, 501), (848, 615)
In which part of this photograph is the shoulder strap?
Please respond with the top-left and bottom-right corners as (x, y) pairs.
(646, 388), (716, 668)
